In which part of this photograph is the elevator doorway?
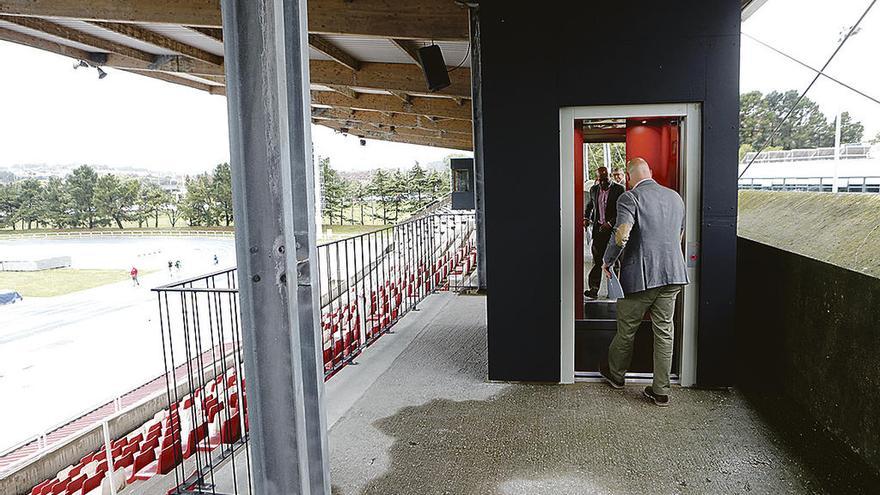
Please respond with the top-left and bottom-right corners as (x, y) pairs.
(559, 104), (701, 385)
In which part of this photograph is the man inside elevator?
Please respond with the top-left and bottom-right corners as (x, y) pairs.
(598, 157), (688, 407)
(584, 166), (625, 299)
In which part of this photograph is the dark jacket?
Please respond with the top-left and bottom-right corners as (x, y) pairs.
(585, 182), (625, 230)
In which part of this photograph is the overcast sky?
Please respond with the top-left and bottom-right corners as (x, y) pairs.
(0, 0), (877, 175)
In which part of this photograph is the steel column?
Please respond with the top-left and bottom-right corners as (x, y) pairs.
(220, 0), (330, 493)
(469, 5), (488, 291)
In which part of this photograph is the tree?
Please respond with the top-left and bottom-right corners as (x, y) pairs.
(585, 143), (626, 179)
(387, 170), (408, 221)
(165, 192), (182, 227)
(839, 112), (864, 145)
(739, 90), (864, 151)
(350, 182), (368, 225)
(0, 183), (22, 230)
(871, 131), (880, 145)
(182, 174), (216, 226)
(137, 182), (168, 228)
(212, 163), (234, 226)
(42, 177), (71, 228)
(66, 165), (99, 228)
(94, 174), (140, 228)
(319, 157), (349, 225)
(405, 163), (430, 212)
(422, 169), (450, 205)
(16, 179), (45, 229)
(368, 169), (394, 224)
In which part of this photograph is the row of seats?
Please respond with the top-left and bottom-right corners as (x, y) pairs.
(30, 238), (474, 495)
(322, 244), (473, 375)
(30, 369), (248, 495)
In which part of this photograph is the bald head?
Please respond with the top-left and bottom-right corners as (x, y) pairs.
(626, 157), (652, 188)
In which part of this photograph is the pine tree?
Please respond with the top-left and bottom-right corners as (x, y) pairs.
(66, 165), (99, 228)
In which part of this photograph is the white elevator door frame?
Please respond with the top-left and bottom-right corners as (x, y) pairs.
(558, 103), (702, 386)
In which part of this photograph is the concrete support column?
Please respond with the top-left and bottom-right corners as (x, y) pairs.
(220, 0), (330, 493)
(469, 6), (488, 291)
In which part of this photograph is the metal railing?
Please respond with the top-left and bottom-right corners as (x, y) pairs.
(151, 211), (477, 494)
(738, 176), (880, 193)
(740, 143), (873, 164)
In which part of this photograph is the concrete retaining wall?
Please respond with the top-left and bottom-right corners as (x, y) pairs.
(737, 237), (880, 476)
(738, 190), (880, 278)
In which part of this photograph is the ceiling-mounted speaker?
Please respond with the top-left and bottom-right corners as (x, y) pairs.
(417, 44), (451, 92)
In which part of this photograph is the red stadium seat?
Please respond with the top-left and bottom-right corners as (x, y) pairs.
(80, 474), (102, 495)
(66, 475), (85, 494)
(116, 452), (135, 469)
(68, 463), (83, 478)
(126, 449), (155, 483)
(157, 442), (183, 475)
(50, 479), (68, 494)
(140, 436), (159, 454)
(182, 423), (208, 459)
(121, 443), (138, 458)
(30, 479), (50, 495)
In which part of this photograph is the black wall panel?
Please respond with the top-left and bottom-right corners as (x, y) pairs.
(478, 1), (741, 384)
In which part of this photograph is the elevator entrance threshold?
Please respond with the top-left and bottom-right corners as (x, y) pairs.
(575, 300), (680, 378)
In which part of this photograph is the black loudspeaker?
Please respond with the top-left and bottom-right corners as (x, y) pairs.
(417, 44), (451, 92)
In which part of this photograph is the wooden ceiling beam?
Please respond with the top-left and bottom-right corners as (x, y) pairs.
(0, 15), (156, 63)
(312, 108), (472, 135)
(308, 0), (468, 40)
(319, 118), (472, 144)
(310, 60), (470, 98)
(388, 90), (412, 104)
(325, 84), (358, 99)
(315, 120), (472, 151)
(311, 91), (471, 120)
(391, 39), (422, 66)
(308, 33), (360, 71)
(0, 25), (96, 61)
(0, 16), (227, 76)
(91, 21), (224, 65)
(0, 1), (220, 27)
(100, 53), (222, 76)
(120, 68), (224, 94)
(0, 0), (468, 40)
(188, 26), (222, 42)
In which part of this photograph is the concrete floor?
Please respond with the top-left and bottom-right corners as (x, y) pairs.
(206, 292), (874, 495)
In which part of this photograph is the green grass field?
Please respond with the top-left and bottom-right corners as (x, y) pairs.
(0, 269), (153, 297)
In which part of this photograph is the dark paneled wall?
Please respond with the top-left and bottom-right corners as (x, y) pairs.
(737, 237), (880, 476)
(477, 1), (741, 383)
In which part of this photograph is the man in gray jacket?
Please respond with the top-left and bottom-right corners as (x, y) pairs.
(598, 157), (688, 406)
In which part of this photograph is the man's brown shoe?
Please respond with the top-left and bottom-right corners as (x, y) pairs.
(643, 386), (670, 407)
(598, 361), (624, 389)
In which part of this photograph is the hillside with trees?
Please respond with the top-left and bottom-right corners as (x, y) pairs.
(319, 156), (451, 225)
(739, 90), (864, 158)
(0, 163), (233, 231)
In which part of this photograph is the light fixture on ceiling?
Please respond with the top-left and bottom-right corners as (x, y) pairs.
(73, 60), (89, 70)
(97, 67), (108, 79)
(359, 138), (367, 146)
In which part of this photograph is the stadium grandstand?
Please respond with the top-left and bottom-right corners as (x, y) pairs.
(739, 143), (880, 192)
(3, 208), (477, 495)
(3, 1), (880, 494)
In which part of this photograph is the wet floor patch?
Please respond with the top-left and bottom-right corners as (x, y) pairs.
(342, 384), (834, 495)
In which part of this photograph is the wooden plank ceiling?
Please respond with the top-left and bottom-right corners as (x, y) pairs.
(0, 0), (474, 151)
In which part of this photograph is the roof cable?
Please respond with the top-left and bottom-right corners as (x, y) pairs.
(738, 0), (877, 179)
